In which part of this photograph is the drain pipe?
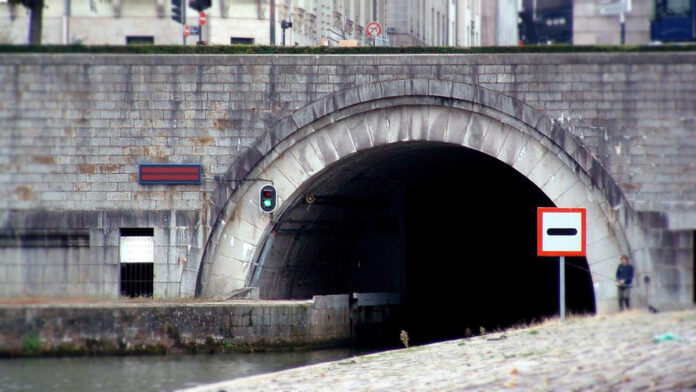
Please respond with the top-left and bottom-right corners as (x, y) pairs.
(249, 230), (276, 287)
(63, 0), (70, 44)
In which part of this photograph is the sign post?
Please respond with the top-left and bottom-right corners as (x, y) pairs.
(365, 21), (382, 46)
(537, 207), (586, 322)
(560, 255), (565, 321)
(598, 0), (632, 44)
(197, 11), (206, 45)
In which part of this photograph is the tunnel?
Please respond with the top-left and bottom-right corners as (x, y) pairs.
(250, 142), (596, 346)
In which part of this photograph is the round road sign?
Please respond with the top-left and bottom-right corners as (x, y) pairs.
(184, 24), (190, 37)
(199, 12), (207, 26)
(365, 21), (382, 38)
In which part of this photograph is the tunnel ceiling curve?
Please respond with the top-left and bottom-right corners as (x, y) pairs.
(196, 101), (626, 315)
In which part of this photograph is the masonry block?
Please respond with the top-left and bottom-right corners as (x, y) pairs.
(357, 83), (382, 102)
(2, 53), (696, 308)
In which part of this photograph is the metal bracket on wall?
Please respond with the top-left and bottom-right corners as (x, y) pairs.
(209, 176), (274, 185)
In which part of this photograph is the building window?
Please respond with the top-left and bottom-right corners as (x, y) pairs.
(231, 37), (255, 44)
(119, 228), (154, 298)
(126, 36), (154, 45)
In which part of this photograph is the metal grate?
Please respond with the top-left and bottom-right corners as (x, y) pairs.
(120, 263), (153, 298)
(119, 228), (154, 298)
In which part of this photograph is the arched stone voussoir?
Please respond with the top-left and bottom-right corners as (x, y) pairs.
(380, 79), (411, 98)
(344, 114), (376, 151)
(427, 80), (454, 97)
(201, 105), (628, 312)
(186, 80), (636, 305)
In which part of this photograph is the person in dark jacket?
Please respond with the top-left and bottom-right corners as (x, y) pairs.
(616, 255), (634, 311)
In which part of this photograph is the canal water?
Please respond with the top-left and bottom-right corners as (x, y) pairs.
(0, 348), (363, 392)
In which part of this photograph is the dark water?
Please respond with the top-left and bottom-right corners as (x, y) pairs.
(0, 348), (361, 392)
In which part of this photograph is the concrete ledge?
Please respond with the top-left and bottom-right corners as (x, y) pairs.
(4, 53), (696, 67)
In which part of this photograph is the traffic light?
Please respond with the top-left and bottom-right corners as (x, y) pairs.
(260, 185), (277, 213)
(188, 0), (211, 12)
(171, 0), (183, 23)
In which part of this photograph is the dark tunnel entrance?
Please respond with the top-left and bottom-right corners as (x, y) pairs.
(252, 142), (596, 347)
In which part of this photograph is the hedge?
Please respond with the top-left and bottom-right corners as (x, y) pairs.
(1, 43), (695, 55)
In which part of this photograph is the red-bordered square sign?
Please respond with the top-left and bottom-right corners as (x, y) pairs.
(537, 207), (586, 257)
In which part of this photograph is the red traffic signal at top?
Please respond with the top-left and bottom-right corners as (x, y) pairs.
(188, 0), (211, 12)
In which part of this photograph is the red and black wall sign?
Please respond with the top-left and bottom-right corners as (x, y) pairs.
(139, 164), (202, 185)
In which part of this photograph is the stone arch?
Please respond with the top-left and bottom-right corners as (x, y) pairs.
(182, 79), (634, 314)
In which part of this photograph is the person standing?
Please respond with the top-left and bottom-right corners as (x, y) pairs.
(616, 255), (634, 311)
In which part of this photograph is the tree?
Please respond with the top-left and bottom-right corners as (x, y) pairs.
(9, 0), (44, 44)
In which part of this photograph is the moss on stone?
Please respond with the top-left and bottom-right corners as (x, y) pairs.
(22, 332), (41, 355)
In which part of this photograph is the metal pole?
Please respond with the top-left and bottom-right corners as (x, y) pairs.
(270, 0), (276, 45)
(560, 256), (566, 322)
(183, 0), (187, 45)
(373, 0), (377, 46)
(64, 0), (70, 44)
(620, 11), (626, 45)
(198, 20), (203, 45)
(454, 0), (458, 46)
(446, 0), (450, 46)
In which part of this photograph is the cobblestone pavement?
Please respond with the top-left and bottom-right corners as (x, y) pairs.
(178, 309), (696, 392)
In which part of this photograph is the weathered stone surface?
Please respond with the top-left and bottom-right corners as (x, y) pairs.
(179, 309), (696, 392)
(1, 53), (695, 303)
(0, 296), (351, 356)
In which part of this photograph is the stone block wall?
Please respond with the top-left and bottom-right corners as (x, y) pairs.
(2, 54), (694, 215)
(0, 53), (694, 303)
(0, 210), (199, 298)
(0, 295), (351, 356)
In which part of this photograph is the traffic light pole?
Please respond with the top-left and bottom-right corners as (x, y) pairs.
(373, 0), (377, 46)
(560, 256), (566, 322)
(280, 20), (292, 46)
(270, 0), (276, 45)
(620, 10), (626, 45)
(183, 0), (187, 45)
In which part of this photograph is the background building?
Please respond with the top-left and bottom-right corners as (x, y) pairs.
(0, 0), (524, 47)
(3, 0), (693, 46)
(518, 0), (696, 45)
(518, 0), (573, 44)
(0, 0), (184, 45)
(481, 0), (518, 45)
(384, 0), (484, 47)
(573, 0), (651, 45)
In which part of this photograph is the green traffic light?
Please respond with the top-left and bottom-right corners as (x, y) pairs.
(263, 199), (272, 207)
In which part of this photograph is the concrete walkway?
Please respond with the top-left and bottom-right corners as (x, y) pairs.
(178, 308), (696, 392)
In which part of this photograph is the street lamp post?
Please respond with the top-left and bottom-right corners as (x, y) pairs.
(281, 19), (292, 46)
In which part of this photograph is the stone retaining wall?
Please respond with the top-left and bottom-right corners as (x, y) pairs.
(0, 295), (351, 356)
(0, 53), (694, 301)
